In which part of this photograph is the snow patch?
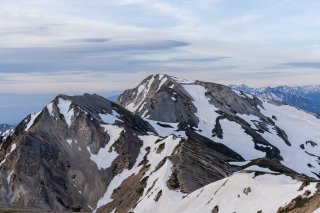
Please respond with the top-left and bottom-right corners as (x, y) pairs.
(244, 165), (278, 174)
(0, 143), (17, 166)
(89, 125), (124, 170)
(99, 110), (121, 124)
(214, 119), (265, 160)
(146, 119), (186, 139)
(25, 111), (42, 131)
(170, 76), (195, 84)
(156, 75), (168, 92)
(7, 171), (13, 183)
(183, 84), (220, 139)
(229, 161), (250, 166)
(57, 98), (74, 127)
(66, 139), (72, 146)
(47, 103), (54, 116)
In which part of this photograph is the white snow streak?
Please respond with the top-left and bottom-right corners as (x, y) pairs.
(57, 98), (74, 127)
(0, 143), (17, 166)
(47, 103), (54, 116)
(25, 111), (42, 131)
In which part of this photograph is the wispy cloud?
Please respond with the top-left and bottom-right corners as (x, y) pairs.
(2, 0), (320, 124)
(0, 0), (320, 95)
(68, 38), (111, 43)
(0, 40), (189, 74)
(281, 62), (320, 69)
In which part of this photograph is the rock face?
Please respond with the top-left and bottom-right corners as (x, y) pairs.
(118, 74), (199, 126)
(117, 74), (320, 179)
(1, 75), (320, 212)
(0, 94), (157, 211)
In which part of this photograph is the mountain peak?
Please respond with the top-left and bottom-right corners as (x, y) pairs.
(3, 75), (320, 212)
(117, 75), (264, 124)
(0, 91), (157, 211)
(142, 74), (195, 86)
(117, 74), (320, 179)
(17, 93), (116, 133)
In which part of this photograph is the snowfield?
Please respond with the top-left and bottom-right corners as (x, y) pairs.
(183, 83), (320, 179)
(112, 75), (320, 212)
(134, 171), (318, 213)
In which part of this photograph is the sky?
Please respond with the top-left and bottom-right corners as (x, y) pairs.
(1, 0), (320, 124)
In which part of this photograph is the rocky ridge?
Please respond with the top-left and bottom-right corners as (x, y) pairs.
(1, 75), (320, 212)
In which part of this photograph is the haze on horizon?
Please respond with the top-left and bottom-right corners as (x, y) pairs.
(1, 0), (320, 124)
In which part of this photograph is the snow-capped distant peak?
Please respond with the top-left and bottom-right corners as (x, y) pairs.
(231, 84), (320, 115)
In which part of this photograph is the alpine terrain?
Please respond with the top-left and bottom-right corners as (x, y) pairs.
(0, 124), (13, 132)
(0, 124), (14, 142)
(1, 74), (320, 212)
(230, 84), (320, 116)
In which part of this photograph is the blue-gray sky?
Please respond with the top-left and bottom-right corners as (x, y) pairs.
(1, 0), (320, 123)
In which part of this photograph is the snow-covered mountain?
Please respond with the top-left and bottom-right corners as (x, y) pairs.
(0, 124), (14, 141)
(1, 75), (320, 212)
(0, 124), (13, 132)
(230, 84), (320, 115)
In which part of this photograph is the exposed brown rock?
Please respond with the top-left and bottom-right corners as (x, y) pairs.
(154, 190), (162, 202)
(277, 188), (320, 213)
(97, 166), (149, 213)
(212, 205), (219, 213)
(156, 143), (165, 154)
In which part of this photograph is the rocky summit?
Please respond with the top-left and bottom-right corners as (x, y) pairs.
(1, 74), (320, 212)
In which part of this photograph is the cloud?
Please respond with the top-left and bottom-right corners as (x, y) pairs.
(68, 38), (111, 43)
(137, 56), (231, 64)
(111, 0), (196, 22)
(281, 62), (320, 69)
(0, 0), (320, 96)
(0, 40), (189, 73)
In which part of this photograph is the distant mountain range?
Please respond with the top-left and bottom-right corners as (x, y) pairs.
(1, 75), (320, 212)
(0, 124), (14, 137)
(230, 84), (320, 115)
(0, 124), (13, 132)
